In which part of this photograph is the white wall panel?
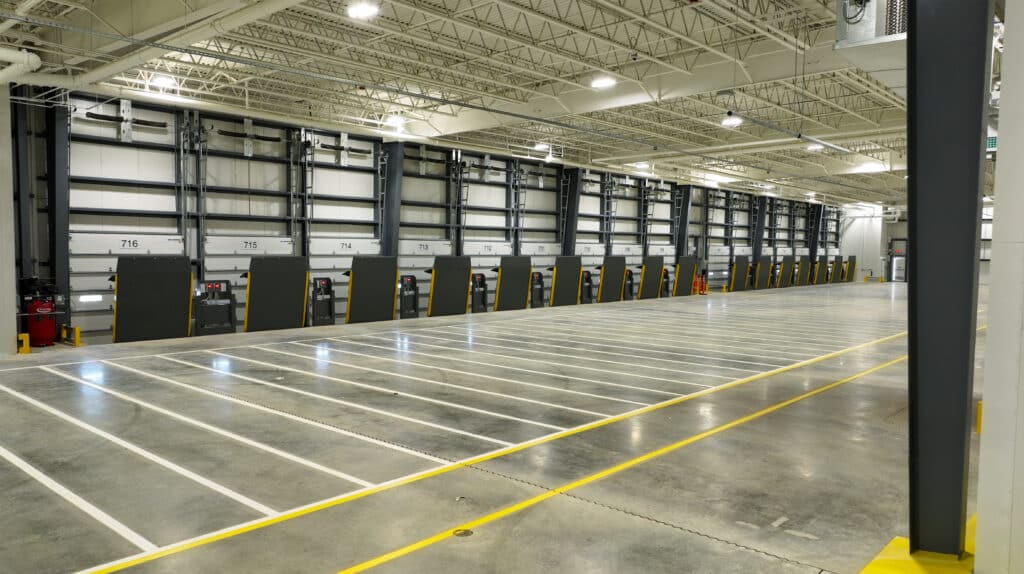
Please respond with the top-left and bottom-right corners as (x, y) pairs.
(71, 183), (177, 212)
(311, 202), (375, 221)
(314, 169), (374, 198)
(206, 193), (286, 216)
(70, 215), (177, 234)
(403, 177), (445, 202)
(205, 156), (285, 191)
(71, 143), (174, 182)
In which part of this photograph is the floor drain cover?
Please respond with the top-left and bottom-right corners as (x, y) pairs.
(453, 529), (473, 538)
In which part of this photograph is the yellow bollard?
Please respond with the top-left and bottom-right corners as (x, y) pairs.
(721, 285), (727, 293)
(17, 333), (30, 354)
(878, 276), (884, 283)
(61, 325), (83, 347)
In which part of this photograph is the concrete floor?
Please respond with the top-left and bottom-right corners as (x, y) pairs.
(0, 283), (981, 573)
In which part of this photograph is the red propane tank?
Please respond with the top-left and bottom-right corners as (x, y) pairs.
(27, 299), (56, 347)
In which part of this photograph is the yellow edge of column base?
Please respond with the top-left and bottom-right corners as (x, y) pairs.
(861, 516), (976, 574)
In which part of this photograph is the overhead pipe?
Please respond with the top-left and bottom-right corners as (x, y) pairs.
(0, 0), (46, 36)
(0, 47), (40, 83)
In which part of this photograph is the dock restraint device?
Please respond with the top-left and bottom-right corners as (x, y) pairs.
(310, 277), (335, 326)
(596, 256), (627, 303)
(243, 256), (309, 333)
(795, 255), (811, 286)
(530, 272), (545, 308)
(844, 256), (857, 282)
(193, 280), (236, 336)
(673, 256), (698, 296)
(730, 255), (751, 292)
(754, 255), (773, 290)
(776, 255), (796, 288)
(830, 255), (844, 284)
(812, 255), (828, 285)
(427, 255), (472, 317)
(548, 256), (583, 307)
(637, 255), (664, 300)
(112, 255), (193, 343)
(399, 275), (419, 318)
(470, 273), (488, 313)
(580, 270), (595, 304)
(345, 256), (399, 324)
(492, 256), (532, 311)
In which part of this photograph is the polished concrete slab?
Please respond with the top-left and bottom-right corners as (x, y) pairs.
(0, 283), (980, 573)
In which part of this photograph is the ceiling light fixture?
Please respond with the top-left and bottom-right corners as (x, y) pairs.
(806, 143), (825, 152)
(590, 76), (616, 89)
(534, 143), (550, 151)
(544, 152), (555, 163)
(151, 75), (177, 89)
(632, 162), (650, 170)
(347, 1), (379, 19)
(721, 112), (743, 128)
(383, 114), (405, 128)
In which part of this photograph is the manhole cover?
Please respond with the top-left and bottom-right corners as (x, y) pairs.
(453, 529), (473, 538)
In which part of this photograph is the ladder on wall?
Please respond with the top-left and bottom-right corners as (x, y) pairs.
(510, 161), (527, 253)
(299, 129), (315, 255)
(558, 169), (573, 244)
(376, 146), (388, 240)
(671, 185), (686, 250)
(601, 173), (617, 256)
(447, 150), (468, 252)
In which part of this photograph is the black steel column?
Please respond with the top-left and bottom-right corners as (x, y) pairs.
(750, 195), (768, 263)
(807, 203), (824, 262)
(46, 106), (70, 303)
(559, 168), (581, 255)
(907, 0), (992, 555)
(673, 184), (692, 263)
(381, 142), (403, 256)
(13, 87), (33, 279)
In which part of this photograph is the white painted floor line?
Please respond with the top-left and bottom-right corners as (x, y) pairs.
(599, 310), (888, 337)
(372, 333), (713, 388)
(416, 329), (739, 380)
(344, 336), (681, 398)
(232, 349), (570, 432)
(441, 325), (769, 374)
(0, 444), (158, 552)
(503, 319), (835, 358)
(473, 321), (803, 364)
(48, 364), (375, 488)
(149, 356), (447, 464)
(470, 323), (792, 368)
(288, 341), (645, 407)
(512, 317), (844, 355)
(0, 380), (277, 516)
(174, 353), (514, 447)
(266, 344), (611, 418)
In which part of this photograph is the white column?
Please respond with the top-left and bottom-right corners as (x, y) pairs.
(976, 3), (1024, 570)
(0, 86), (17, 354)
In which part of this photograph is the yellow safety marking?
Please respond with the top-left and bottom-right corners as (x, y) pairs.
(112, 275), (118, 342)
(637, 265), (647, 299)
(860, 514), (976, 574)
(339, 355), (909, 573)
(618, 268), (627, 301)
(493, 267), (503, 311)
(187, 273), (195, 337)
(90, 329), (908, 573)
(754, 262), (762, 290)
(976, 401), (982, 434)
(243, 273), (252, 332)
(345, 271), (355, 324)
(548, 267), (557, 307)
(71, 326), (82, 347)
(728, 263), (736, 292)
(301, 272), (311, 327)
(391, 269), (399, 320)
(526, 267), (534, 308)
(16, 333), (29, 355)
(575, 266), (583, 304)
(426, 267), (437, 317)
(596, 266), (605, 302)
(464, 268), (472, 314)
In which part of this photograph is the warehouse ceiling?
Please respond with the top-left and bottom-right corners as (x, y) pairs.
(0, 0), (930, 204)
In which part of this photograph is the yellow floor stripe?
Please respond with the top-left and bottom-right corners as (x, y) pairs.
(89, 330), (908, 573)
(339, 355), (910, 573)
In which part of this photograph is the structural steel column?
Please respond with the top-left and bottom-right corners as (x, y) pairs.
(559, 168), (581, 256)
(46, 105), (71, 306)
(750, 195), (768, 263)
(13, 87), (33, 278)
(673, 184), (692, 263)
(807, 203), (824, 261)
(908, 0), (992, 555)
(977, 0), (1024, 568)
(381, 142), (403, 256)
(0, 87), (17, 353)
